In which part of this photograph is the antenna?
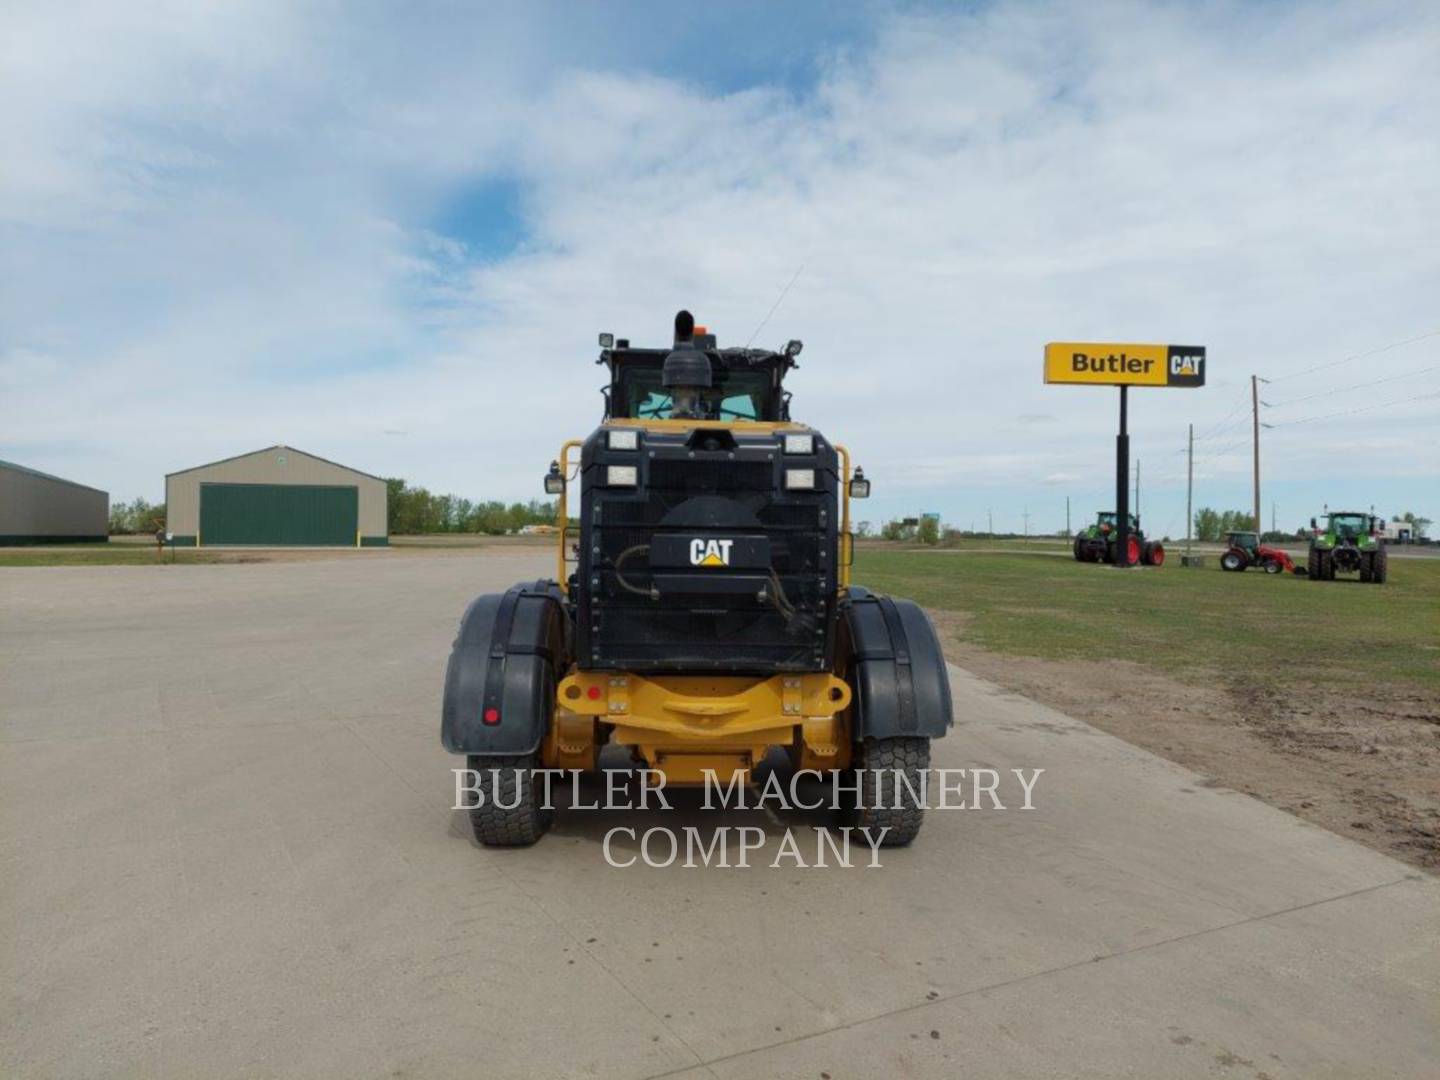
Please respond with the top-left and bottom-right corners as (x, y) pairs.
(745, 263), (806, 348)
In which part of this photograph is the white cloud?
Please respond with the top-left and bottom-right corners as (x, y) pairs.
(1, 0), (1437, 533)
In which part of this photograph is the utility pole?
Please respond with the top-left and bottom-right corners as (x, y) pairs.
(1251, 374), (1261, 532)
(1134, 459), (1141, 521)
(1022, 507), (1030, 540)
(1271, 500), (1277, 534)
(1065, 496), (1071, 536)
(1185, 423), (1194, 559)
(987, 508), (993, 538)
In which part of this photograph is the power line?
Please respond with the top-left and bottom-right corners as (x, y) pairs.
(1191, 392), (1252, 444)
(1270, 388), (1440, 427)
(1265, 328), (1440, 384)
(1193, 411), (1253, 446)
(1265, 361), (1440, 408)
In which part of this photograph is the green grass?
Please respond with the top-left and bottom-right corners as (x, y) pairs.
(0, 547), (234, 566)
(855, 549), (1440, 692)
(861, 537), (1070, 552)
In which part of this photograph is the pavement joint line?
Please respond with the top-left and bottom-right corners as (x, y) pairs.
(438, 833), (714, 1075)
(343, 720), (427, 800)
(522, 890), (715, 1075)
(637, 874), (1419, 1080)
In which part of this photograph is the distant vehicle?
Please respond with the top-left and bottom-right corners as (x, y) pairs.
(517, 524), (558, 536)
(1072, 511), (1164, 566)
(1220, 531), (1300, 575)
(1308, 511), (1387, 583)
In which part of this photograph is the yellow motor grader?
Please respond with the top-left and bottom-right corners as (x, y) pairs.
(442, 311), (952, 846)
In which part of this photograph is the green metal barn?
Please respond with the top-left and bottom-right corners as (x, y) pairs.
(165, 446), (388, 547)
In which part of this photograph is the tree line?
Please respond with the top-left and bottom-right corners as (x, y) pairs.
(384, 479), (558, 535)
(109, 497), (166, 535)
(1189, 508), (1258, 542)
(104, 488), (1432, 542)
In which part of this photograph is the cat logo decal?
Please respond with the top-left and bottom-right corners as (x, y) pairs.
(689, 539), (734, 567)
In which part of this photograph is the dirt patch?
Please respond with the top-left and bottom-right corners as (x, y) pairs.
(927, 609), (1440, 872)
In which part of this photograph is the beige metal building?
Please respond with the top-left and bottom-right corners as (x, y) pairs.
(0, 459), (109, 544)
(165, 445), (388, 547)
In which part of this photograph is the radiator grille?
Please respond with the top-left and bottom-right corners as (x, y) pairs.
(578, 467), (835, 672)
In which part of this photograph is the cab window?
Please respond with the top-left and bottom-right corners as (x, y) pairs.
(615, 364), (774, 420)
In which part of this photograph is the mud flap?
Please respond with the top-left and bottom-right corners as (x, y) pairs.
(441, 580), (567, 755)
(843, 587), (953, 739)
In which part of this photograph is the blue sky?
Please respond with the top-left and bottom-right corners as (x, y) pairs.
(2, 0), (1437, 536)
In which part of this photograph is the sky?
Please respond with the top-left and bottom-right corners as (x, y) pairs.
(2, 0), (1437, 539)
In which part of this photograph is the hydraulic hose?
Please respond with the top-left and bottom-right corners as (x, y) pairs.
(613, 544), (657, 599)
(766, 568), (797, 619)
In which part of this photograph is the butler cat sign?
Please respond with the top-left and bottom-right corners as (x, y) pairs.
(1045, 343), (1206, 387)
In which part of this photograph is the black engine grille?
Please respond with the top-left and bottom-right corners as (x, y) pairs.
(577, 459), (837, 673)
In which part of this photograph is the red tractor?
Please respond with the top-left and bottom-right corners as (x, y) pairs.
(1219, 531), (1300, 575)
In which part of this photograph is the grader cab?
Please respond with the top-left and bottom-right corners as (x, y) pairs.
(442, 311), (953, 846)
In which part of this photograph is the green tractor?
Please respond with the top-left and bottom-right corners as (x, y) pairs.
(1307, 510), (1387, 583)
(1072, 511), (1164, 566)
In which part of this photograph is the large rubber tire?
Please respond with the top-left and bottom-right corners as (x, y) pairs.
(1221, 550), (1246, 572)
(1147, 542), (1165, 567)
(856, 736), (930, 847)
(1372, 546), (1388, 584)
(1262, 558), (1283, 575)
(1307, 547), (1321, 579)
(1360, 559), (1372, 583)
(1073, 535), (1085, 562)
(465, 752), (553, 846)
(1118, 535), (1140, 566)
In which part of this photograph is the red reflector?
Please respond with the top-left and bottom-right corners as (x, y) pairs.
(482, 707), (500, 725)
(586, 686), (602, 700)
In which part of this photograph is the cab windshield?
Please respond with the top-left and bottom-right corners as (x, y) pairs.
(618, 366), (776, 421)
(1098, 513), (1138, 528)
(1330, 514), (1368, 537)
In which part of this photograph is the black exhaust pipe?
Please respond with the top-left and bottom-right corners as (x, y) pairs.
(674, 309), (695, 346)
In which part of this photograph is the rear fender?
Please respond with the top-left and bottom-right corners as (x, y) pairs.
(843, 587), (953, 739)
(441, 580), (567, 755)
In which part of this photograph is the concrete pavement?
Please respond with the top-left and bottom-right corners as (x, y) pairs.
(2, 552), (1437, 1078)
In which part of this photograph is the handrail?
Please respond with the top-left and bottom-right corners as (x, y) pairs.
(555, 439), (583, 593)
(833, 442), (852, 593)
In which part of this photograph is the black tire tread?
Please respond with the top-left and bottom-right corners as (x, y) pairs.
(466, 753), (552, 847)
(858, 737), (930, 847)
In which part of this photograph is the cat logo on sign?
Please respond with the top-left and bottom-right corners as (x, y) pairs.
(690, 539), (733, 567)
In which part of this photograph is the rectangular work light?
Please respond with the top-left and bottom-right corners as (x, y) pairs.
(608, 429), (638, 451)
(606, 465), (638, 486)
(783, 434), (814, 455)
(784, 468), (816, 490)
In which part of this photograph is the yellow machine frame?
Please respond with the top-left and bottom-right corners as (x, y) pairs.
(544, 421), (859, 784)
